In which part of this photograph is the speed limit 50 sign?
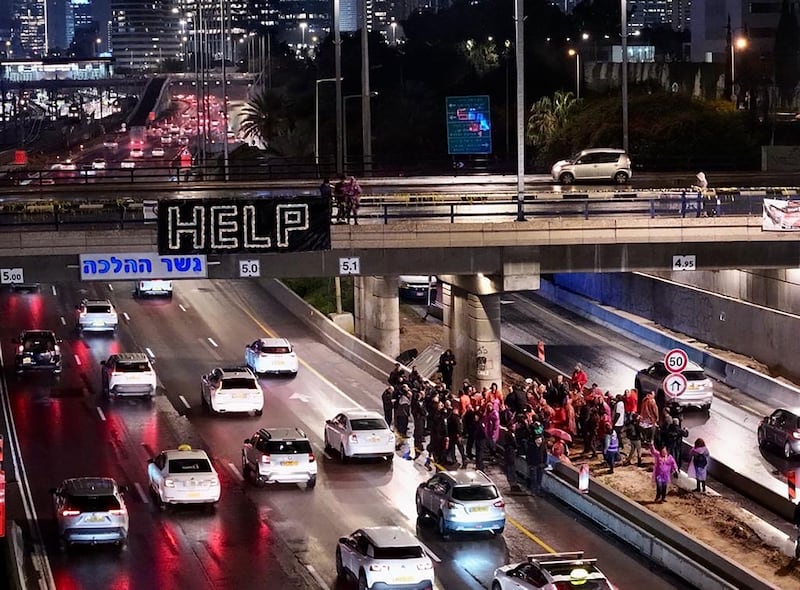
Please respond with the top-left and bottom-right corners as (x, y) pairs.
(664, 348), (689, 374)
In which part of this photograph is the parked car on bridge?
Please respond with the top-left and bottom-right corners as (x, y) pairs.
(551, 148), (632, 185)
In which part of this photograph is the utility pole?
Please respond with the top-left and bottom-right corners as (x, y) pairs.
(360, 0), (373, 176)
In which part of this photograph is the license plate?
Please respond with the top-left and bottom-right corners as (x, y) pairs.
(394, 576), (413, 583)
(93, 321), (104, 326)
(470, 506), (489, 513)
(281, 461), (297, 467)
(188, 491), (200, 498)
(22, 358), (31, 364)
(233, 392), (247, 399)
(368, 436), (379, 443)
(86, 514), (105, 523)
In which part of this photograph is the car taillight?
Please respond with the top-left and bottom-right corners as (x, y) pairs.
(309, 453), (316, 463)
(493, 500), (506, 508)
(417, 562), (433, 570)
(164, 478), (175, 488)
(54, 345), (60, 354)
(349, 433), (358, 443)
(17, 345), (23, 353)
(261, 454), (271, 464)
(369, 564), (389, 572)
(109, 509), (125, 515)
(62, 509), (80, 517)
(793, 430), (800, 440)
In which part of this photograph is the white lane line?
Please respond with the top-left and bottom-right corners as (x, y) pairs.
(178, 395), (191, 410)
(207, 337), (219, 348)
(107, 283), (114, 291)
(179, 304), (187, 312)
(73, 354), (81, 366)
(96, 407), (106, 421)
(740, 404), (759, 415)
(134, 482), (150, 504)
(227, 462), (244, 482)
(323, 451), (333, 461)
(418, 540), (442, 563)
(145, 347), (155, 359)
(305, 564), (331, 590)
(123, 312), (131, 322)
(60, 316), (66, 326)
(51, 285), (57, 296)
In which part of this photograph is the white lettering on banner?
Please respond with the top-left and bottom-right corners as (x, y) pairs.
(339, 257), (361, 275)
(79, 253), (208, 281)
(0, 268), (24, 284)
(211, 206), (239, 249)
(167, 206), (205, 251)
(244, 206), (271, 248)
(276, 204), (309, 247)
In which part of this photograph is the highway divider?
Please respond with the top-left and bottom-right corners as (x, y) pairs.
(261, 277), (779, 590)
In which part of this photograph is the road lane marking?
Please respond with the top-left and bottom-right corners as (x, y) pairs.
(73, 354), (81, 366)
(507, 515), (557, 553)
(134, 482), (149, 504)
(123, 312), (131, 322)
(146, 347), (155, 359)
(304, 564), (330, 590)
(178, 395), (191, 410)
(418, 540), (441, 563)
(60, 316), (66, 325)
(96, 407), (106, 421)
(227, 462), (244, 482)
(179, 304), (187, 312)
(51, 285), (57, 296)
(207, 337), (219, 348)
(322, 451), (333, 460)
(107, 283), (114, 291)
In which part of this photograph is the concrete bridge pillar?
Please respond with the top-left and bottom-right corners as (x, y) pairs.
(442, 283), (502, 391)
(354, 276), (400, 359)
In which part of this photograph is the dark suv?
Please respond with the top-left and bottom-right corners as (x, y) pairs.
(757, 409), (800, 459)
(14, 330), (62, 373)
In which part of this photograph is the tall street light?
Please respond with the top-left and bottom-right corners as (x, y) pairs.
(316, 77), (338, 167)
(390, 22), (397, 45)
(731, 35), (747, 103)
(621, 0), (629, 153)
(333, 0), (344, 176)
(514, 0), (525, 221)
(343, 92), (378, 173)
(360, 0), (373, 176)
(300, 22), (308, 48)
(568, 48), (580, 99)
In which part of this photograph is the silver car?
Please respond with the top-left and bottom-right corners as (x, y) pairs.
(50, 477), (129, 549)
(242, 427), (317, 488)
(416, 470), (505, 538)
(492, 552), (614, 590)
(551, 148), (632, 185)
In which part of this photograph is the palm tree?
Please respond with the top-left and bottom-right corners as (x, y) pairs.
(239, 89), (289, 147)
(526, 91), (578, 150)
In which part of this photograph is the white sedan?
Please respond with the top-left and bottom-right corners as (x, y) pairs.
(492, 552), (614, 590)
(200, 366), (264, 415)
(151, 147), (165, 157)
(245, 337), (298, 376)
(147, 445), (220, 508)
(324, 409), (395, 462)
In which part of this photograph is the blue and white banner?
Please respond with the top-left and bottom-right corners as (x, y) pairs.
(80, 253), (207, 281)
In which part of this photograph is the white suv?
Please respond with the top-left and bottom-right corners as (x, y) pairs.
(77, 299), (118, 333)
(200, 366), (264, 415)
(50, 477), (129, 550)
(101, 353), (157, 399)
(335, 527), (433, 590)
(241, 428), (317, 488)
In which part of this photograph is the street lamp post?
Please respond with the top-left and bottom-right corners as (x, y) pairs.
(568, 49), (580, 99)
(730, 35), (747, 103)
(514, 0), (525, 221)
(316, 77), (338, 167)
(343, 92), (378, 173)
(390, 22), (397, 45)
(300, 22), (308, 48)
(621, 0), (629, 153)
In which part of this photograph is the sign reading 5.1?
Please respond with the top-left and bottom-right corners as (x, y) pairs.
(0, 268), (23, 284)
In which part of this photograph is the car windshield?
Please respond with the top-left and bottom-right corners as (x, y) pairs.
(261, 346), (291, 354)
(373, 546), (424, 559)
(168, 458), (213, 473)
(22, 334), (56, 352)
(64, 494), (120, 512)
(350, 418), (387, 431)
(221, 377), (258, 389)
(266, 440), (312, 454)
(684, 370), (707, 381)
(116, 361), (151, 372)
(85, 304), (112, 314)
(452, 484), (498, 501)
(553, 581), (611, 590)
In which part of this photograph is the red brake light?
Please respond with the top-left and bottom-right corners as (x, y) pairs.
(309, 453), (316, 463)
(17, 345), (23, 353)
(493, 500), (506, 508)
(261, 454), (271, 464)
(349, 433), (358, 443)
(109, 509), (125, 515)
(62, 509), (80, 517)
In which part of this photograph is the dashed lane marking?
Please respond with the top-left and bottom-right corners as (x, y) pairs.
(304, 564), (330, 590)
(96, 407), (106, 421)
(107, 283), (114, 291)
(178, 395), (191, 410)
(146, 347), (155, 359)
(417, 540), (441, 563)
(51, 285), (57, 296)
(123, 312), (131, 322)
(60, 316), (66, 325)
(207, 337), (219, 348)
(134, 482), (149, 504)
(227, 462), (244, 482)
(73, 354), (81, 366)
(179, 304), (187, 312)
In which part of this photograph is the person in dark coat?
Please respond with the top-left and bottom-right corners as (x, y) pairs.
(388, 363), (404, 388)
(526, 435), (548, 496)
(411, 390), (428, 455)
(463, 402), (478, 459)
(394, 387), (412, 438)
(381, 386), (395, 428)
(505, 384), (528, 415)
(428, 403), (449, 466)
(446, 405), (467, 468)
(503, 427), (521, 492)
(663, 418), (688, 470)
(333, 175), (346, 223)
(437, 349), (456, 390)
(793, 501), (800, 559)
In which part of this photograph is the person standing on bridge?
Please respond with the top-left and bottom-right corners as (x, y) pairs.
(343, 176), (362, 225)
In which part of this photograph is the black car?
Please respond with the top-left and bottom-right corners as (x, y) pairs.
(14, 330), (62, 373)
(758, 409), (800, 459)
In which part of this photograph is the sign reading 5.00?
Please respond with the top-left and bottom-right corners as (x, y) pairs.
(0, 268), (24, 284)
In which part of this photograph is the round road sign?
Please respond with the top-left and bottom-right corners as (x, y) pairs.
(662, 373), (688, 398)
(664, 348), (689, 374)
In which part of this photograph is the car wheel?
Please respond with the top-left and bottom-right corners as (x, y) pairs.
(701, 403), (711, 412)
(335, 547), (345, 579)
(254, 409), (263, 417)
(494, 525), (505, 535)
(437, 513), (450, 539)
(415, 495), (426, 519)
(307, 476), (316, 489)
(757, 429), (766, 448)
(323, 433), (333, 454)
(357, 571), (368, 590)
(784, 441), (793, 459)
(152, 485), (166, 510)
(102, 377), (109, 397)
(340, 444), (349, 464)
(613, 171), (629, 184)
(559, 172), (575, 185)
(241, 455), (251, 479)
(492, 582), (502, 590)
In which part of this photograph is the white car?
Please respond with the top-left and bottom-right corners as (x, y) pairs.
(91, 158), (107, 170)
(324, 409), (395, 462)
(50, 477), (129, 549)
(130, 148), (144, 158)
(336, 527), (433, 590)
(245, 337), (298, 376)
(77, 299), (118, 333)
(241, 427), (317, 488)
(634, 359), (713, 411)
(492, 552), (614, 590)
(103, 141), (119, 150)
(101, 352), (157, 399)
(200, 366), (264, 415)
(147, 445), (220, 508)
(151, 147), (165, 157)
(135, 279), (173, 298)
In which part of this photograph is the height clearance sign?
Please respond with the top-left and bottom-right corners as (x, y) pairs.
(158, 197), (331, 255)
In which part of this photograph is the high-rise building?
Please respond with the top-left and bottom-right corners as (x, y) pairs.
(111, 0), (180, 71)
(13, 0), (48, 56)
(66, 0), (92, 47)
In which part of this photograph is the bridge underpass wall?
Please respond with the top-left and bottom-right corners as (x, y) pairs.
(548, 272), (800, 382)
(354, 276), (400, 360)
(441, 283), (502, 389)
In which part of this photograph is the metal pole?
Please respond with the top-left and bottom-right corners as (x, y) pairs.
(334, 0), (344, 176)
(576, 52), (581, 99)
(621, 0), (629, 152)
(267, 33), (272, 90)
(360, 0), (372, 176)
(219, 0), (229, 181)
(514, 0), (525, 221)
(730, 42), (735, 102)
(334, 277), (343, 314)
(343, 97), (348, 171)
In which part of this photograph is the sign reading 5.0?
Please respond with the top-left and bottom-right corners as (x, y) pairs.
(0, 268), (24, 284)
(239, 260), (261, 278)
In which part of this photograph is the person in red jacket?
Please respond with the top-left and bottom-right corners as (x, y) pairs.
(571, 364), (588, 391)
(625, 388), (639, 423)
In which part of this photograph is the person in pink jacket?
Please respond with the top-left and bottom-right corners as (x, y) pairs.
(651, 443), (679, 502)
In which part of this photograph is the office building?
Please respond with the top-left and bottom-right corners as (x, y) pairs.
(13, 0), (48, 56)
(110, 0), (180, 71)
(66, 0), (93, 47)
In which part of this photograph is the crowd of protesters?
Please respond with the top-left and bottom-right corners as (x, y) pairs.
(380, 354), (702, 501)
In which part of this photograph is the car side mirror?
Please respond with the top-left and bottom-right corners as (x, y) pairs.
(325, 419), (332, 425)
(48, 488), (57, 495)
(100, 360), (107, 366)
(243, 439), (251, 445)
(119, 485), (129, 494)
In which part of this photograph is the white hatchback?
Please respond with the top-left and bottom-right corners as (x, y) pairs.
(200, 366), (264, 415)
(245, 337), (298, 376)
(101, 352), (157, 398)
(324, 409), (395, 462)
(147, 445), (220, 508)
(77, 299), (118, 333)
